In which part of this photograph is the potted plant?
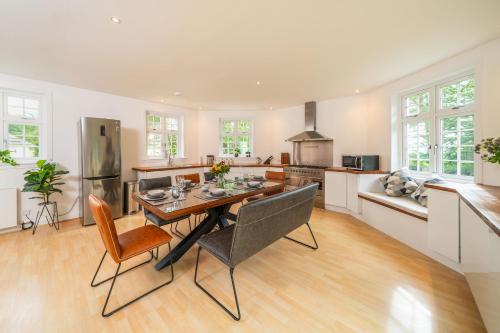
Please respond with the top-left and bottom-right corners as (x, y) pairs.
(475, 137), (500, 165)
(234, 147), (241, 158)
(22, 160), (69, 204)
(211, 161), (230, 188)
(0, 149), (17, 166)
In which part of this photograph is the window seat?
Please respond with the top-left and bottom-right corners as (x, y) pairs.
(358, 192), (428, 221)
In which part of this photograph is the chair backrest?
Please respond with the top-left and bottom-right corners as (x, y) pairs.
(265, 170), (285, 182)
(204, 171), (215, 182)
(176, 173), (200, 184)
(88, 195), (121, 263)
(229, 183), (318, 266)
(139, 176), (172, 191)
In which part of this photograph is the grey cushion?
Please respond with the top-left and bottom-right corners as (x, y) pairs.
(411, 177), (443, 207)
(145, 211), (188, 227)
(380, 169), (418, 197)
(197, 225), (235, 265)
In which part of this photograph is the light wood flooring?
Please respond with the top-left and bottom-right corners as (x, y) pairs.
(0, 208), (485, 332)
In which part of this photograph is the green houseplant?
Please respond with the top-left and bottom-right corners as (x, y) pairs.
(234, 147), (241, 157)
(0, 149), (17, 166)
(22, 160), (69, 204)
(475, 137), (500, 165)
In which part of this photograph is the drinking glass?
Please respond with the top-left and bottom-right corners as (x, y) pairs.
(171, 186), (180, 199)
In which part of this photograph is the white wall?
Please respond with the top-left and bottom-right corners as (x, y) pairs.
(198, 95), (368, 166)
(0, 73), (198, 223)
(365, 38), (500, 185)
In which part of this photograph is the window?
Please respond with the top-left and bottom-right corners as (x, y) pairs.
(1, 90), (48, 164)
(401, 75), (476, 179)
(219, 119), (253, 156)
(146, 111), (183, 158)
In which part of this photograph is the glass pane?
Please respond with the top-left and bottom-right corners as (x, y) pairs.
(8, 145), (23, 158)
(8, 124), (24, 144)
(7, 96), (23, 107)
(442, 117), (457, 131)
(24, 98), (39, 109)
(238, 120), (250, 133)
(147, 115), (161, 130)
(440, 78), (475, 109)
(442, 146), (457, 160)
(23, 108), (39, 119)
(442, 132), (457, 146)
(166, 117), (178, 131)
(460, 130), (474, 145)
(222, 120), (234, 133)
(408, 159), (418, 171)
(443, 161), (457, 175)
(168, 133), (178, 156)
(238, 135), (250, 153)
(461, 163), (474, 177)
(405, 91), (429, 116)
(147, 133), (162, 156)
(461, 146), (474, 161)
(419, 160), (430, 172)
(460, 115), (474, 130)
(26, 146), (39, 159)
(7, 106), (23, 117)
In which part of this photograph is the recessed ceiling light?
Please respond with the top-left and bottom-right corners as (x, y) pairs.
(110, 17), (121, 24)
(174, 91), (182, 96)
(160, 99), (165, 103)
(256, 81), (261, 86)
(269, 106), (273, 110)
(198, 106), (203, 110)
(355, 89), (360, 94)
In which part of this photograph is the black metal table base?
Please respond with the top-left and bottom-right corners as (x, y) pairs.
(155, 204), (231, 271)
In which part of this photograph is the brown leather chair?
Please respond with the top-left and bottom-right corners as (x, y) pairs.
(246, 170), (286, 202)
(88, 194), (174, 317)
(176, 173), (206, 227)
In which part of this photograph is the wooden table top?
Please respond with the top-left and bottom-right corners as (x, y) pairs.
(426, 182), (500, 237)
(133, 181), (285, 221)
(132, 164), (287, 172)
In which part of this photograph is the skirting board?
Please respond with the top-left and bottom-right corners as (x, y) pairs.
(0, 217), (81, 235)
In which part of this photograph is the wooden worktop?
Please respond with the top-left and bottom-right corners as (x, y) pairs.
(425, 182), (500, 236)
(325, 167), (389, 175)
(132, 163), (287, 172)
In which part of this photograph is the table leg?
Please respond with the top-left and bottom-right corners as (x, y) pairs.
(155, 204), (229, 271)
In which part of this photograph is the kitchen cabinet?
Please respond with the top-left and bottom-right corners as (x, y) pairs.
(325, 172), (347, 208)
(427, 189), (460, 262)
(346, 173), (360, 213)
(461, 200), (500, 332)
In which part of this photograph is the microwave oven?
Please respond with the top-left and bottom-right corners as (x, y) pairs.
(342, 155), (380, 171)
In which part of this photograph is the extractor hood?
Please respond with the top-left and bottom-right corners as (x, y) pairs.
(285, 101), (333, 142)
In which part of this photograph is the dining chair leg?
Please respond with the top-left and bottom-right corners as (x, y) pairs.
(144, 219), (148, 226)
(97, 243), (175, 317)
(194, 247), (241, 321)
(283, 223), (319, 250)
(173, 220), (187, 239)
(90, 250), (154, 287)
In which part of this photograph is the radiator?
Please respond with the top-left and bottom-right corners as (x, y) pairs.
(0, 188), (17, 230)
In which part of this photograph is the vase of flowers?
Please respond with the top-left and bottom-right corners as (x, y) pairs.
(211, 161), (230, 188)
(475, 137), (500, 165)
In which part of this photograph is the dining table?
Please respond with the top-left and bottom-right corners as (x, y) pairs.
(133, 180), (285, 271)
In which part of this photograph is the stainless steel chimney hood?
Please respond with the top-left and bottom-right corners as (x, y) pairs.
(285, 101), (333, 142)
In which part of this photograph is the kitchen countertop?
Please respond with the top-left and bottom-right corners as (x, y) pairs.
(325, 167), (389, 174)
(425, 182), (500, 237)
(132, 164), (288, 172)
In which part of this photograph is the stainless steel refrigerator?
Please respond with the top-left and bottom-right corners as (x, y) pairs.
(79, 117), (122, 226)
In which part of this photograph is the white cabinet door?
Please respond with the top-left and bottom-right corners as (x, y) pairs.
(0, 188), (17, 229)
(325, 172), (347, 208)
(427, 189), (460, 262)
(346, 173), (360, 213)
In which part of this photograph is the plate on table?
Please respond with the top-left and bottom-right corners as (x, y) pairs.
(209, 188), (226, 197)
(247, 181), (262, 188)
(252, 176), (264, 181)
(146, 190), (170, 201)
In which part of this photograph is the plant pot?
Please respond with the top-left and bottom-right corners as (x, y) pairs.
(234, 153), (239, 158)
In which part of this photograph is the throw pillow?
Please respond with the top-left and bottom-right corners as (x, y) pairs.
(411, 176), (443, 207)
(380, 169), (418, 197)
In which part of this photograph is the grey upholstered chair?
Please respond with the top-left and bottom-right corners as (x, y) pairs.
(203, 171), (215, 182)
(194, 183), (319, 320)
(139, 176), (192, 240)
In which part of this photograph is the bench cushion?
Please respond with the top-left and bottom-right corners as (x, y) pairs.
(358, 191), (428, 221)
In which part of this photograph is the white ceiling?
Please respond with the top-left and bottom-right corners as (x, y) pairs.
(0, 0), (499, 110)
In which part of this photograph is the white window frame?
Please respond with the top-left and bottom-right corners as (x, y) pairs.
(145, 111), (184, 159)
(0, 88), (52, 165)
(219, 118), (254, 157)
(400, 72), (476, 181)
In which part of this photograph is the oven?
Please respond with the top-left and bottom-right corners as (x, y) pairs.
(284, 166), (325, 209)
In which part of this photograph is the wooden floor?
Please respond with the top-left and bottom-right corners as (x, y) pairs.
(0, 208), (485, 332)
